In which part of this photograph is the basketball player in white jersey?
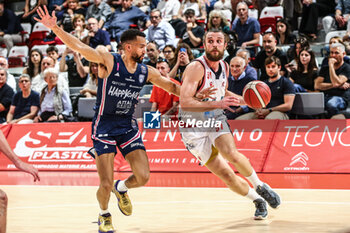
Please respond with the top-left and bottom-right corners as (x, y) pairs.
(179, 29), (281, 220)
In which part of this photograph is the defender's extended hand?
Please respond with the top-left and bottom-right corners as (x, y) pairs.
(34, 5), (58, 30)
(219, 96), (240, 113)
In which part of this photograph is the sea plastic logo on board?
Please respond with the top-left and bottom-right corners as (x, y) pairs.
(284, 152), (310, 171)
(13, 128), (93, 162)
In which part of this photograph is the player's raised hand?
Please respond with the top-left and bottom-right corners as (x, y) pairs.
(34, 5), (58, 30)
(219, 96), (240, 112)
(195, 86), (217, 100)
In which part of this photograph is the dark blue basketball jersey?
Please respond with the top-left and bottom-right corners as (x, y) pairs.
(92, 53), (148, 136)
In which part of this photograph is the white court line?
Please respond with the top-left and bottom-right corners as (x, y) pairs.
(8, 199), (350, 210)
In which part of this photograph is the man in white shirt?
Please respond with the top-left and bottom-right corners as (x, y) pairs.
(0, 57), (17, 92)
(157, 0), (181, 22)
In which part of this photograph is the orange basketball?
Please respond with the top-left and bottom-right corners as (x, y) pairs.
(242, 81), (271, 109)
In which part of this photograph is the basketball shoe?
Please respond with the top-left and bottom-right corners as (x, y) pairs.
(253, 198), (268, 220)
(112, 180), (132, 216)
(256, 183), (281, 209)
(98, 213), (115, 233)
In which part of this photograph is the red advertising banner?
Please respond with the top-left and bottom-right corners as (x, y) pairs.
(263, 120), (350, 173)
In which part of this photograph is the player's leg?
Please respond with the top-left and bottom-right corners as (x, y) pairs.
(205, 155), (267, 220)
(0, 189), (7, 233)
(214, 133), (281, 209)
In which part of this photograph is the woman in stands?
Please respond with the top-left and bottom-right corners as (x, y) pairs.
(70, 14), (88, 41)
(168, 43), (194, 82)
(178, 0), (207, 21)
(162, 45), (176, 68)
(286, 37), (309, 72)
(207, 10), (231, 34)
(59, 0), (86, 33)
(289, 47), (318, 92)
(276, 18), (296, 45)
(23, 48), (43, 79)
(80, 62), (98, 97)
(34, 68), (72, 122)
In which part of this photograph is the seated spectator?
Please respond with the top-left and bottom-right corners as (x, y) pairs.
(162, 45), (176, 67)
(103, 0), (150, 42)
(207, 10), (231, 34)
(34, 68), (72, 122)
(22, 0), (45, 24)
(157, 0), (181, 22)
(213, 0), (232, 21)
(231, 2), (260, 52)
(178, 0), (206, 21)
(83, 17), (111, 50)
(169, 43), (194, 82)
(235, 48), (258, 81)
(60, 47), (88, 87)
(286, 37), (309, 71)
(144, 41), (160, 68)
(150, 58), (180, 117)
(0, 68), (14, 123)
(299, 0), (336, 41)
(23, 49), (43, 79)
(314, 43), (350, 119)
(6, 74), (40, 124)
(276, 18), (296, 45)
(0, 57), (17, 92)
(145, 9), (176, 50)
(80, 62), (98, 97)
(179, 9), (205, 49)
(85, 0), (112, 28)
(289, 47), (318, 92)
(253, 32), (288, 81)
(46, 45), (60, 70)
(70, 14), (89, 40)
(237, 56), (295, 120)
(0, 1), (23, 56)
(59, 0), (86, 33)
(226, 56), (256, 119)
(321, 36), (350, 67)
(322, 0), (350, 34)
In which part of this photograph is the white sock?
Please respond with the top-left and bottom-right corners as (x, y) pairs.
(246, 170), (263, 189)
(100, 209), (110, 216)
(245, 187), (261, 201)
(117, 179), (128, 192)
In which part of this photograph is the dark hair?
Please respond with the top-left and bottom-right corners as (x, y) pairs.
(276, 18), (292, 44)
(173, 43), (194, 65)
(262, 31), (277, 40)
(265, 56), (281, 66)
(184, 8), (195, 16)
(120, 29), (146, 44)
(163, 45), (175, 53)
(147, 41), (159, 50)
(28, 48), (43, 78)
(297, 48), (317, 79)
(46, 45), (58, 54)
(290, 36), (310, 62)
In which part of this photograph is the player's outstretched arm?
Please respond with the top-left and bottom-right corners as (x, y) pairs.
(180, 62), (240, 112)
(147, 66), (181, 96)
(34, 6), (111, 66)
(225, 90), (245, 105)
(0, 131), (40, 182)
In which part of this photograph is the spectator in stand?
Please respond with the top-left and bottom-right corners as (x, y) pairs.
(237, 56), (295, 120)
(80, 62), (98, 97)
(46, 45), (60, 70)
(150, 58), (180, 117)
(213, 0), (232, 22)
(169, 43), (194, 82)
(180, 9), (205, 49)
(6, 74), (40, 124)
(207, 10), (231, 34)
(276, 18), (296, 45)
(322, 0), (350, 34)
(289, 47), (318, 92)
(85, 0), (112, 28)
(225, 56), (256, 119)
(22, 0), (46, 24)
(71, 14), (89, 40)
(23, 48), (43, 80)
(34, 68), (72, 122)
(162, 45), (176, 67)
(145, 9), (176, 50)
(253, 32), (288, 81)
(0, 68), (14, 123)
(231, 2), (260, 53)
(83, 17), (111, 50)
(144, 41), (160, 68)
(315, 43), (350, 119)
(59, 0), (86, 33)
(321, 36), (350, 68)
(0, 57), (17, 93)
(178, 0), (207, 21)
(299, 0), (336, 41)
(156, 0), (181, 22)
(235, 48), (258, 82)
(48, 0), (65, 12)
(286, 36), (309, 72)
(0, 1), (23, 56)
(103, 0), (150, 42)
(60, 47), (88, 87)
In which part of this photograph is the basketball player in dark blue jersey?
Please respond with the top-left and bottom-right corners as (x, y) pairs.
(35, 6), (183, 233)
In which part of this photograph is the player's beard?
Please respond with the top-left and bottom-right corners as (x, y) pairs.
(132, 53), (144, 63)
(205, 49), (224, 61)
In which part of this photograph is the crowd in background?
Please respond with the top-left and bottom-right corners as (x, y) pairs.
(0, 0), (350, 123)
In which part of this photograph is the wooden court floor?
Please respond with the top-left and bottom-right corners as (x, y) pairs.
(4, 185), (350, 233)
